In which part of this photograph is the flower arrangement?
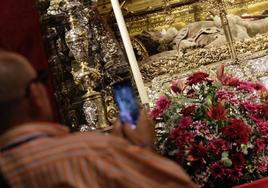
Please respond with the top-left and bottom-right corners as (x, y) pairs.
(150, 65), (268, 188)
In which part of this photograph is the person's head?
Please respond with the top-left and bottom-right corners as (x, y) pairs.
(0, 51), (53, 134)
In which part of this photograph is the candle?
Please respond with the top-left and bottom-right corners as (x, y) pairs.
(111, 0), (150, 105)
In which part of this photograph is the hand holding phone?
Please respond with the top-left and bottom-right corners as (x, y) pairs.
(113, 81), (140, 127)
(112, 110), (156, 149)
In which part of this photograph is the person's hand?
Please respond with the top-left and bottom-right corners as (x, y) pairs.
(112, 110), (156, 149)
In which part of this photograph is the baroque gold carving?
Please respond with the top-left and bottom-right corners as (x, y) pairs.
(140, 33), (268, 82)
(48, 0), (268, 36)
(107, 0), (268, 36)
(131, 37), (149, 61)
(104, 95), (118, 124)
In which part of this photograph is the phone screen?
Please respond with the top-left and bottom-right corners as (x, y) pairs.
(113, 81), (139, 127)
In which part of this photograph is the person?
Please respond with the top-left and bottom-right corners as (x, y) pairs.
(0, 51), (197, 188)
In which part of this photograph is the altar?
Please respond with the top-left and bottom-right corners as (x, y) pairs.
(38, 0), (268, 128)
(37, 0), (268, 187)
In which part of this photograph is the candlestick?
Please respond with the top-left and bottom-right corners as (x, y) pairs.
(111, 0), (149, 105)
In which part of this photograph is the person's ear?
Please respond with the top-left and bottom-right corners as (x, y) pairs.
(29, 83), (53, 120)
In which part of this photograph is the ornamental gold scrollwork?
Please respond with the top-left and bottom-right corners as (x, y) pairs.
(104, 95), (118, 124)
(121, 0), (268, 36)
(131, 37), (149, 61)
(140, 33), (268, 82)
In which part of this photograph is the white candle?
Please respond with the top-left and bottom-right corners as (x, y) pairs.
(111, 0), (149, 105)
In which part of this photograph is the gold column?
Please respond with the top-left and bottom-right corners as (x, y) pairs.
(216, 0), (237, 60)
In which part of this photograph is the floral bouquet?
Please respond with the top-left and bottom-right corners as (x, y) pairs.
(150, 65), (268, 187)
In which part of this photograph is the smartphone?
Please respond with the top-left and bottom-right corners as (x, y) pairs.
(113, 81), (140, 127)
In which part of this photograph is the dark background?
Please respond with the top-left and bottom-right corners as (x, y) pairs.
(0, 0), (48, 70)
(0, 0), (57, 118)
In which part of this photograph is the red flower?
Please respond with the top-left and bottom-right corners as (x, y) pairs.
(238, 81), (256, 92)
(149, 108), (162, 119)
(208, 138), (230, 156)
(255, 82), (266, 91)
(257, 157), (268, 173)
(241, 102), (262, 115)
(181, 105), (196, 116)
(187, 71), (209, 85)
(175, 132), (195, 147)
(170, 124), (195, 148)
(258, 162), (268, 173)
(263, 104), (268, 118)
(226, 167), (243, 181)
(210, 162), (225, 180)
(170, 117), (194, 144)
(216, 64), (240, 87)
(186, 143), (207, 168)
(258, 122), (268, 138)
(250, 115), (263, 124)
(170, 126), (184, 140)
(255, 138), (266, 152)
(169, 127), (181, 140)
(221, 119), (251, 144)
(156, 96), (171, 110)
(216, 90), (237, 105)
(149, 96), (171, 119)
(231, 152), (245, 167)
(207, 102), (228, 121)
(178, 116), (193, 129)
(187, 143), (207, 161)
(223, 75), (240, 87)
(171, 80), (186, 94)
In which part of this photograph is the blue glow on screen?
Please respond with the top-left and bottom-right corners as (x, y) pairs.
(114, 82), (139, 127)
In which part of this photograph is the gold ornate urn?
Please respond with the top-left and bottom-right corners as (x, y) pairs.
(37, 0), (133, 131)
(63, 0), (109, 130)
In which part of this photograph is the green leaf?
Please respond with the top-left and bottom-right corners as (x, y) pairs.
(241, 144), (249, 155)
(221, 158), (232, 167)
(221, 152), (229, 158)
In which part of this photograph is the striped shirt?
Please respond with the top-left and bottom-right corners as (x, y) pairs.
(0, 122), (196, 188)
